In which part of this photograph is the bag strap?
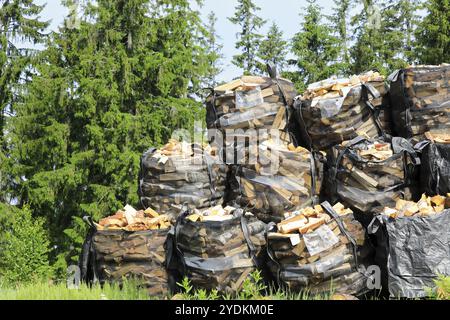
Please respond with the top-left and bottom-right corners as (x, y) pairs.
(265, 222), (283, 288)
(361, 83), (386, 139)
(240, 214), (259, 268)
(294, 98), (314, 151)
(332, 136), (368, 180)
(321, 201), (359, 269)
(173, 208), (190, 275)
(309, 151), (319, 205)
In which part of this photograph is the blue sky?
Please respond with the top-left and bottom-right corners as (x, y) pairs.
(36, 0), (336, 81)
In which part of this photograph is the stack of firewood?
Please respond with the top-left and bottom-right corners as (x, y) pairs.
(206, 75), (298, 163)
(174, 206), (266, 294)
(380, 194), (450, 218)
(235, 140), (322, 223)
(96, 205), (171, 231)
(294, 71), (388, 150)
(82, 205), (174, 297)
(390, 64), (450, 141)
(325, 137), (418, 221)
(138, 139), (228, 219)
(267, 202), (370, 295)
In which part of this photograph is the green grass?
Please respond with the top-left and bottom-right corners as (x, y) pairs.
(2, 273), (448, 301)
(0, 280), (150, 300)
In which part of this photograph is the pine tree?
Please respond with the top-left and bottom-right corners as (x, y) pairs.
(10, 0), (209, 266)
(329, 0), (351, 75)
(228, 0), (266, 75)
(349, 0), (385, 74)
(288, 0), (340, 92)
(0, 0), (48, 201)
(257, 22), (288, 74)
(415, 0), (450, 64)
(202, 11), (223, 89)
(350, 0), (419, 75)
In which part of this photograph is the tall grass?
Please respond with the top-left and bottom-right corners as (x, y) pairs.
(0, 280), (150, 300)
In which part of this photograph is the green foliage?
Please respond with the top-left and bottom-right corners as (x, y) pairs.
(415, 0), (450, 65)
(0, 279), (150, 300)
(0, 0), (48, 202)
(202, 11), (224, 89)
(426, 275), (450, 300)
(257, 22), (288, 74)
(9, 0), (208, 266)
(350, 0), (418, 75)
(175, 273), (332, 300)
(0, 206), (51, 285)
(288, 0), (340, 92)
(328, 0), (352, 75)
(229, 0), (266, 74)
(238, 270), (267, 300)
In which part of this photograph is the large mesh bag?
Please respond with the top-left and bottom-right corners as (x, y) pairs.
(173, 209), (267, 294)
(389, 64), (450, 142)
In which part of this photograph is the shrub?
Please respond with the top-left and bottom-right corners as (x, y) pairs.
(0, 206), (51, 285)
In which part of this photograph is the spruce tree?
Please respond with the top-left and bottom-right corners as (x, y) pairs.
(349, 0), (385, 74)
(202, 11), (223, 89)
(257, 22), (288, 74)
(11, 0), (209, 266)
(329, 0), (351, 75)
(288, 0), (340, 91)
(415, 0), (450, 64)
(0, 0), (48, 201)
(228, 0), (266, 75)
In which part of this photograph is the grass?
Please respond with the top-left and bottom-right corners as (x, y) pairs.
(0, 280), (150, 300)
(1, 273), (448, 300)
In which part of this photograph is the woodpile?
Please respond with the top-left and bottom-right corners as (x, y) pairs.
(138, 139), (227, 219)
(380, 194), (450, 218)
(207, 75), (297, 132)
(235, 140), (322, 223)
(293, 71), (388, 151)
(267, 202), (370, 295)
(206, 75), (298, 164)
(390, 64), (450, 141)
(325, 136), (418, 222)
(97, 205), (171, 231)
(80, 208), (174, 297)
(174, 206), (266, 294)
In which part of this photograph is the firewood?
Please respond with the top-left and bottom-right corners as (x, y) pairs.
(390, 64), (450, 140)
(139, 140), (228, 219)
(295, 71), (388, 150)
(267, 202), (367, 295)
(381, 194), (450, 218)
(236, 140), (322, 223)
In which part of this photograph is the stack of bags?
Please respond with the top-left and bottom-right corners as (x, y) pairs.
(174, 205), (266, 294)
(138, 139), (227, 219)
(267, 202), (370, 296)
(236, 140), (322, 223)
(293, 71), (388, 151)
(389, 64), (450, 142)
